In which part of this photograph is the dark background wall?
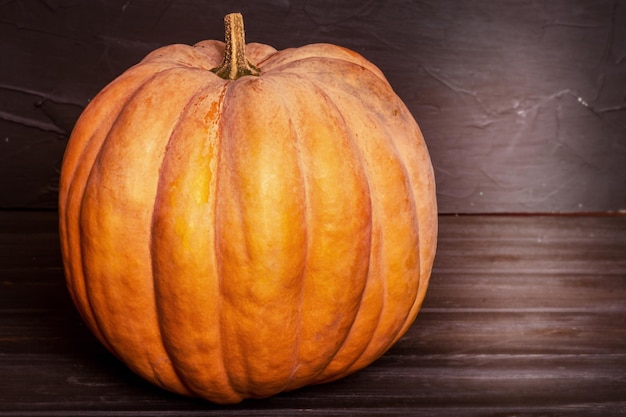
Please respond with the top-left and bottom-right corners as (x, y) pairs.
(1, 0), (625, 213)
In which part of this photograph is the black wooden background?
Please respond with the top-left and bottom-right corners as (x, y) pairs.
(1, 0), (625, 213)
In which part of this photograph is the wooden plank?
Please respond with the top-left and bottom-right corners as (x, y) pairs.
(0, 212), (625, 415)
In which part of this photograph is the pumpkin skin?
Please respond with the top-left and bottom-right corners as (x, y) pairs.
(58, 15), (437, 404)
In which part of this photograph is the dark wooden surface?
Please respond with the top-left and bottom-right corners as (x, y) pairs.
(1, 211), (625, 416)
(2, 0), (625, 213)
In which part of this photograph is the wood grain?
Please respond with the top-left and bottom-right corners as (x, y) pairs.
(1, 211), (625, 415)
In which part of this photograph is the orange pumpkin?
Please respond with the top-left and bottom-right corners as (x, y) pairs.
(58, 13), (437, 404)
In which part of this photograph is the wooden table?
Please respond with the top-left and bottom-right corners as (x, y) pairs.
(1, 211), (625, 416)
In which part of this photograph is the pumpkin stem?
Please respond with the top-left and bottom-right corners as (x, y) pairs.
(211, 13), (260, 80)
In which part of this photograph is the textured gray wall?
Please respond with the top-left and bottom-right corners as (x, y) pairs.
(1, 0), (625, 212)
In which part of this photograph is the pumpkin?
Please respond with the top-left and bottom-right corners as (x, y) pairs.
(58, 13), (437, 404)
